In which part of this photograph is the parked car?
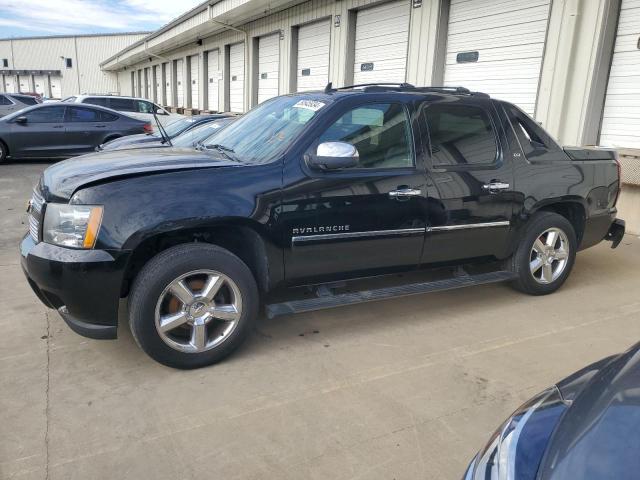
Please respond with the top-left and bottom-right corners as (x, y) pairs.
(62, 95), (181, 127)
(0, 103), (151, 162)
(0, 93), (42, 117)
(21, 85), (625, 369)
(464, 341), (640, 480)
(97, 114), (234, 151)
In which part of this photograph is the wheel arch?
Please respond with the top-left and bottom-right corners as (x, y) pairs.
(529, 198), (587, 246)
(120, 221), (277, 298)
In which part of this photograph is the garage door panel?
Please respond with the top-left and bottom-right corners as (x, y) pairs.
(176, 59), (184, 107)
(207, 50), (220, 111)
(297, 19), (330, 92)
(189, 55), (200, 109)
(353, 0), (410, 85)
(450, 0), (549, 22)
(600, 0), (640, 148)
(229, 43), (245, 113)
(444, 0), (550, 115)
(448, 5), (550, 35)
(258, 33), (280, 104)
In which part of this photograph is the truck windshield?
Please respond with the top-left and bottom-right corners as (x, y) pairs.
(201, 96), (326, 164)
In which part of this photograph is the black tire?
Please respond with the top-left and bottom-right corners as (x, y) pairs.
(509, 212), (577, 295)
(0, 140), (8, 163)
(129, 243), (259, 369)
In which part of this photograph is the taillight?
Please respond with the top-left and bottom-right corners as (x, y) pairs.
(613, 154), (622, 206)
(143, 123), (153, 134)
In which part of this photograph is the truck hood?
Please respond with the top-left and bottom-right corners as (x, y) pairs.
(41, 147), (241, 201)
(539, 342), (640, 479)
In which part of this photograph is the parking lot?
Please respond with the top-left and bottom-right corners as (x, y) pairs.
(1, 162), (639, 479)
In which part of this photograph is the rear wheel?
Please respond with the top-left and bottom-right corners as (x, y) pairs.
(510, 212), (577, 295)
(129, 243), (258, 369)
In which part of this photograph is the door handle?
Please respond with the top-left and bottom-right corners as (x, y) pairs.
(94, 125), (106, 128)
(482, 182), (510, 193)
(389, 188), (422, 199)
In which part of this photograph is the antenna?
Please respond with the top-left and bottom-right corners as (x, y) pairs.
(324, 82), (334, 94)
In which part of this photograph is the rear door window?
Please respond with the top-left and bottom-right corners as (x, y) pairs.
(108, 98), (135, 112)
(0, 94), (12, 105)
(424, 104), (498, 167)
(504, 104), (561, 157)
(82, 97), (108, 107)
(68, 107), (101, 122)
(11, 95), (38, 105)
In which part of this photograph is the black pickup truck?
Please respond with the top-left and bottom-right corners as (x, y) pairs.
(21, 84), (625, 369)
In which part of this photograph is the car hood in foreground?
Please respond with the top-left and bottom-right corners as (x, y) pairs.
(101, 134), (160, 150)
(41, 148), (241, 201)
(539, 342), (640, 479)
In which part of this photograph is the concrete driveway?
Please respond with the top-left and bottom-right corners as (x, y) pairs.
(2, 162), (640, 480)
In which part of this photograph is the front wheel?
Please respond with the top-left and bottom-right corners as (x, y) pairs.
(0, 141), (8, 163)
(510, 212), (577, 295)
(129, 243), (259, 369)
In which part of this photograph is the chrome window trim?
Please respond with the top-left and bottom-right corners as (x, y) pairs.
(292, 227), (426, 244)
(429, 221), (510, 232)
(291, 221), (510, 244)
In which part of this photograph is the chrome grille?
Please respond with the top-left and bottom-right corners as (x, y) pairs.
(29, 189), (45, 242)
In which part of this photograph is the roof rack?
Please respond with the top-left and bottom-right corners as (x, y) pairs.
(324, 82), (489, 98)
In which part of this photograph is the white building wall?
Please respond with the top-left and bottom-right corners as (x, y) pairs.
(0, 33), (146, 98)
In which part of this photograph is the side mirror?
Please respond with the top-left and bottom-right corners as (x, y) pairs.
(307, 142), (359, 170)
(15, 116), (27, 124)
(156, 108), (167, 115)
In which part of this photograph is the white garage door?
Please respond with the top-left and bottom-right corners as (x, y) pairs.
(164, 62), (172, 106)
(137, 70), (143, 97)
(444, 0), (551, 116)
(176, 59), (185, 107)
(50, 76), (62, 99)
(144, 68), (151, 99)
(229, 43), (245, 113)
(4, 75), (16, 93)
(18, 75), (31, 93)
(153, 65), (161, 103)
(257, 33), (280, 104)
(600, 0), (640, 149)
(297, 19), (330, 92)
(353, 0), (411, 84)
(34, 75), (47, 96)
(189, 54), (200, 109)
(207, 50), (220, 111)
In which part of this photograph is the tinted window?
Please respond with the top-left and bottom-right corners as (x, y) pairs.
(505, 105), (559, 157)
(82, 97), (108, 107)
(425, 104), (497, 166)
(136, 100), (154, 113)
(99, 111), (119, 122)
(12, 95), (37, 105)
(68, 107), (102, 122)
(0, 95), (12, 106)
(318, 103), (413, 169)
(108, 98), (135, 112)
(22, 106), (66, 123)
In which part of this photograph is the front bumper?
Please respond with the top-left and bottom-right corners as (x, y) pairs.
(20, 234), (130, 339)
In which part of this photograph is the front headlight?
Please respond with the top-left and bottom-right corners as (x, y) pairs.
(43, 204), (103, 249)
(465, 387), (569, 480)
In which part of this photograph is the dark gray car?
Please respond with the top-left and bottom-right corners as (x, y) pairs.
(0, 103), (150, 162)
(464, 341), (640, 479)
(0, 93), (41, 117)
(97, 114), (234, 151)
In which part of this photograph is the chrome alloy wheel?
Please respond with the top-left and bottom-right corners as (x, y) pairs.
(529, 228), (570, 284)
(154, 269), (242, 353)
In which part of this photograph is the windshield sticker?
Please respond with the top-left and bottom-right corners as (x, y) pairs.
(293, 100), (325, 112)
